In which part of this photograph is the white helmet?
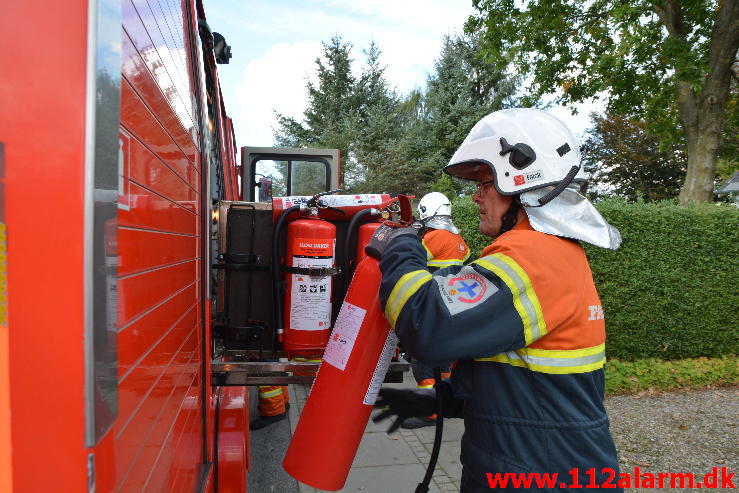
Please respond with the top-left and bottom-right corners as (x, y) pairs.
(444, 108), (585, 205)
(417, 192), (459, 234)
(418, 192), (451, 220)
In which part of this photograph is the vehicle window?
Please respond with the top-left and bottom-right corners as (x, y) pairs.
(290, 160), (328, 196)
(254, 160), (287, 202)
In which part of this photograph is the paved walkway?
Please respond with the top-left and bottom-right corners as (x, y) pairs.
(288, 373), (464, 493)
(251, 377), (736, 493)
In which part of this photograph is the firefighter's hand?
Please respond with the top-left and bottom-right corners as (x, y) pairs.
(365, 224), (418, 260)
(372, 388), (436, 433)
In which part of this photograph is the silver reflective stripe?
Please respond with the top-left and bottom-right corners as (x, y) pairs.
(259, 388), (283, 398)
(474, 254), (545, 344)
(475, 344), (606, 374)
(500, 349), (604, 367)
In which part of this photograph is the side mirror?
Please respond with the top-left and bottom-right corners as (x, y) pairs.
(213, 32), (232, 64)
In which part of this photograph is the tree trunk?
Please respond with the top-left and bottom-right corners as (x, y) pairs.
(679, 119), (721, 204)
(656, 0), (739, 205)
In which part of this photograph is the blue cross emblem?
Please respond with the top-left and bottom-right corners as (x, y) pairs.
(457, 280), (479, 298)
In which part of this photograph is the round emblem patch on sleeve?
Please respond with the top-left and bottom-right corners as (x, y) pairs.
(435, 268), (498, 316)
(448, 274), (486, 303)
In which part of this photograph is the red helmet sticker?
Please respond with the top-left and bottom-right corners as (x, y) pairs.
(513, 175), (525, 186)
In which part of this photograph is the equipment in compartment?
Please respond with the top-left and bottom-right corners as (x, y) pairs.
(211, 194), (409, 386)
(282, 213), (336, 358)
(214, 201), (274, 352)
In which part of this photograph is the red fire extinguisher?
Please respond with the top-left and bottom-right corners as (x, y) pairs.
(282, 212), (337, 358)
(283, 196), (414, 491)
(355, 221), (382, 266)
(282, 254), (395, 490)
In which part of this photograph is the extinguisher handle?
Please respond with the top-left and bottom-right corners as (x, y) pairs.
(381, 194), (415, 228)
(397, 194), (413, 225)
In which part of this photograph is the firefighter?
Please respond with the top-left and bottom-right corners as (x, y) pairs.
(371, 108), (623, 492)
(250, 385), (289, 430)
(250, 356), (321, 430)
(402, 192), (469, 429)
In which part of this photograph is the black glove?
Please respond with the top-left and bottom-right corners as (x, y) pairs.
(372, 381), (458, 433)
(372, 388), (436, 433)
(365, 223), (418, 260)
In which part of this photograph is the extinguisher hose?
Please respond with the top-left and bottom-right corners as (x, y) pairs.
(415, 366), (444, 493)
(272, 205), (301, 354)
(343, 208), (376, 282)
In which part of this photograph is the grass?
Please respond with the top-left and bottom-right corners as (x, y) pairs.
(605, 356), (739, 395)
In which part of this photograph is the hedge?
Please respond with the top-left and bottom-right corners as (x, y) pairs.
(451, 197), (739, 361)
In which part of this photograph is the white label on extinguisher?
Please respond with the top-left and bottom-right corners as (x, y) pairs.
(281, 194), (384, 209)
(322, 301), (366, 371)
(364, 331), (399, 405)
(289, 238), (334, 331)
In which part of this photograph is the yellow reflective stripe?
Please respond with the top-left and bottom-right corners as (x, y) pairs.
(496, 253), (545, 336)
(259, 388), (283, 398)
(475, 344), (606, 374)
(427, 258), (464, 268)
(292, 357), (321, 362)
(523, 344), (605, 359)
(422, 241), (433, 261)
(385, 270), (432, 327)
(476, 354), (605, 374)
(417, 384), (434, 390)
(462, 249), (471, 263)
(474, 253), (546, 344)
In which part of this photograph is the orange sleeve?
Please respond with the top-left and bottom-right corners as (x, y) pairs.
(422, 230), (469, 261)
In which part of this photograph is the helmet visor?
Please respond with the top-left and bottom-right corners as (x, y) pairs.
(443, 160), (493, 181)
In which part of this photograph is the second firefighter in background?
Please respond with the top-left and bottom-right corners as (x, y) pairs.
(402, 192), (469, 429)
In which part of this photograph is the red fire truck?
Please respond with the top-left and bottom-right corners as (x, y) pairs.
(0, 1), (407, 491)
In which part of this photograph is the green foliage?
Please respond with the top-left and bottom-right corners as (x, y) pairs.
(605, 357), (739, 394)
(423, 34), (519, 162)
(274, 33), (518, 196)
(274, 36), (361, 186)
(583, 113), (687, 202)
(466, 0), (739, 203)
(467, 0), (717, 136)
(450, 195), (488, 257)
(585, 199), (739, 360)
(452, 197), (739, 360)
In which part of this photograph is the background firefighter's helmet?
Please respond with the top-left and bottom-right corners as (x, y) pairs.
(418, 192), (452, 220)
(417, 192), (459, 234)
(443, 108), (585, 200)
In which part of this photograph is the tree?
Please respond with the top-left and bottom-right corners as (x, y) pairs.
(396, 34), (518, 197)
(345, 41), (406, 192)
(273, 34), (519, 196)
(583, 113), (687, 201)
(274, 36), (358, 185)
(424, 34), (518, 161)
(467, 0), (739, 204)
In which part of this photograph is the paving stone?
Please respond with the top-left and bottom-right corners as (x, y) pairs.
(414, 418), (465, 445)
(351, 431), (419, 467)
(440, 481), (460, 492)
(436, 438), (463, 479)
(434, 475), (452, 484)
(322, 463), (443, 493)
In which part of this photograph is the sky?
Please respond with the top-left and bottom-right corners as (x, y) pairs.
(203, 0), (601, 151)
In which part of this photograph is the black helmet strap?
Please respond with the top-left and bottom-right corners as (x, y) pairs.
(499, 196), (522, 236)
